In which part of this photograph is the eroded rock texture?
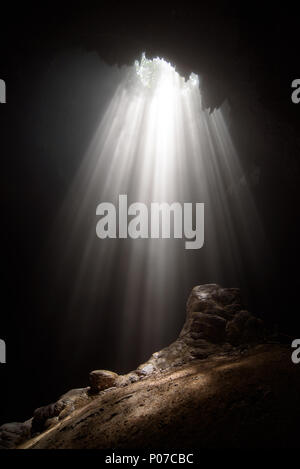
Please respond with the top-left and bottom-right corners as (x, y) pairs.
(136, 284), (265, 373)
(1, 284), (299, 449)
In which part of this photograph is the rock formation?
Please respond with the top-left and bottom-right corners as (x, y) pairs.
(1, 284), (299, 449)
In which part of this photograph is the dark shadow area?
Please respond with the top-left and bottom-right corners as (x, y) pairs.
(0, 4), (300, 426)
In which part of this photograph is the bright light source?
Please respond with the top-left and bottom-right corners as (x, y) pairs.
(50, 54), (265, 370)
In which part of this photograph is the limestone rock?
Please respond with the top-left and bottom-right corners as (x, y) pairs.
(89, 370), (119, 393)
(136, 284), (261, 374)
(22, 345), (300, 449)
(226, 310), (265, 345)
(32, 402), (64, 434)
(31, 387), (91, 434)
(0, 421), (31, 449)
(0, 284), (287, 449)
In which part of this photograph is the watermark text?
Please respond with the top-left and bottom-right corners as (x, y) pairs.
(0, 339), (6, 364)
(96, 195), (204, 250)
(0, 79), (6, 103)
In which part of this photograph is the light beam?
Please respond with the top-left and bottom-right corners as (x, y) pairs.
(48, 54), (265, 370)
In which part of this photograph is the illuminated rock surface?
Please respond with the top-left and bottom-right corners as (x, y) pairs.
(1, 284), (299, 449)
(89, 370), (120, 393)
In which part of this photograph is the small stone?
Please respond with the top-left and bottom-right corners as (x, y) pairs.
(89, 370), (119, 393)
(127, 373), (140, 383)
(136, 363), (155, 376)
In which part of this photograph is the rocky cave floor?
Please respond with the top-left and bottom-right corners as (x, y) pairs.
(1, 284), (299, 449)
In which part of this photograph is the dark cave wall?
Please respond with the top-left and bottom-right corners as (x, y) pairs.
(0, 3), (300, 426)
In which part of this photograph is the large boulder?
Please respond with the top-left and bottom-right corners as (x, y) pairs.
(137, 284), (265, 373)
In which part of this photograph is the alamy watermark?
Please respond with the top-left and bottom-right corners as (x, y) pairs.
(291, 79), (300, 103)
(1, 79), (6, 363)
(0, 79), (6, 103)
(291, 339), (300, 364)
(0, 339), (6, 364)
(96, 195), (204, 249)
